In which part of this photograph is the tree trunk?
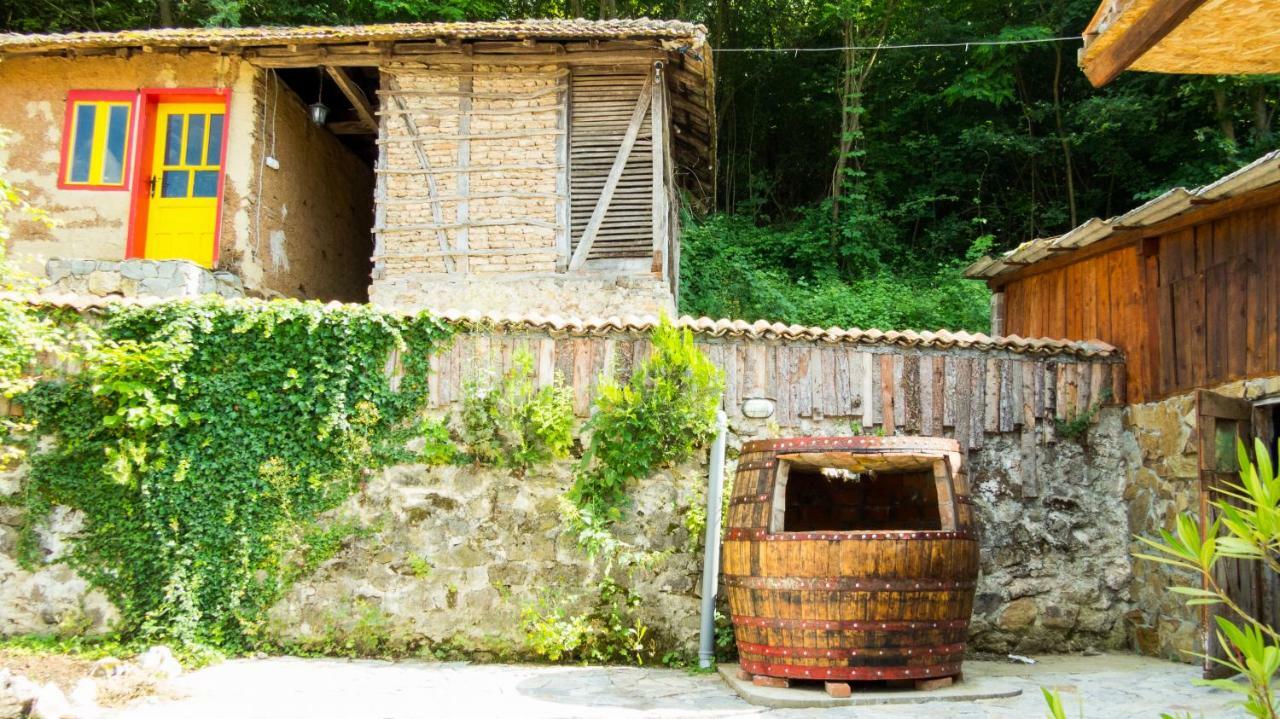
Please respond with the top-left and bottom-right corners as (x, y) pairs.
(1252, 86), (1274, 144)
(158, 0), (174, 26)
(1215, 86), (1237, 143)
(1053, 44), (1077, 228)
(598, 0), (617, 19)
(569, 0), (583, 17)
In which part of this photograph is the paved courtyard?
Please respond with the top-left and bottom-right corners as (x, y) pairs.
(101, 653), (1248, 718)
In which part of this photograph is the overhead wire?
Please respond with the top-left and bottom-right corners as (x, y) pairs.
(712, 36), (1083, 53)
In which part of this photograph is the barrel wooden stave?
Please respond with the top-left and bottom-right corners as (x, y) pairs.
(725, 437), (978, 682)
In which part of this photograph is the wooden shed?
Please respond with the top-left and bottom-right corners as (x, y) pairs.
(966, 150), (1280, 405)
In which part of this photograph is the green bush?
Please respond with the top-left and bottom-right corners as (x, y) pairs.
(569, 318), (723, 552)
(520, 577), (653, 665)
(459, 349), (574, 468)
(679, 212), (991, 332)
(17, 298), (450, 650)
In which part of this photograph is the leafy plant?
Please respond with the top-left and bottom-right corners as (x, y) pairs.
(459, 349), (574, 469)
(568, 317), (723, 555)
(16, 298), (451, 651)
(520, 576), (653, 665)
(1134, 436), (1280, 719)
(1054, 388), (1113, 441)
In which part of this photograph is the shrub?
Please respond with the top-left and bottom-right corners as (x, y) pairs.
(458, 349), (574, 468)
(520, 577), (653, 665)
(17, 298), (450, 650)
(569, 317), (723, 552)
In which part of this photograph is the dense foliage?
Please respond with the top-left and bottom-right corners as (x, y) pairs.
(16, 299), (451, 649)
(3, 0), (1277, 330)
(459, 349), (574, 468)
(569, 318), (723, 553)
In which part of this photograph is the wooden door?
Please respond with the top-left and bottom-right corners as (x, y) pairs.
(143, 101), (226, 267)
(1195, 389), (1261, 678)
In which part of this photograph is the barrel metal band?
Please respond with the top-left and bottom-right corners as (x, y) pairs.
(731, 616), (969, 632)
(736, 460), (777, 472)
(955, 496), (974, 505)
(723, 576), (977, 592)
(723, 528), (976, 542)
(729, 494), (771, 505)
(737, 659), (962, 682)
(738, 641), (966, 659)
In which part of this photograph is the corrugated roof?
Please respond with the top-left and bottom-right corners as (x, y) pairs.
(965, 149), (1280, 280)
(2, 292), (1118, 359)
(0, 19), (707, 53)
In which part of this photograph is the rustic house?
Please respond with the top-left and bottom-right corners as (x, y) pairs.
(966, 150), (1280, 670)
(0, 20), (714, 313)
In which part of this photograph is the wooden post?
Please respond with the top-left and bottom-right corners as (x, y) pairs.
(990, 291), (1006, 336)
(650, 62), (668, 277)
(555, 68), (571, 271)
(456, 72), (473, 273)
(567, 73), (653, 270)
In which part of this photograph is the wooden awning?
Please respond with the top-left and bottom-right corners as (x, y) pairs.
(1080, 0), (1280, 86)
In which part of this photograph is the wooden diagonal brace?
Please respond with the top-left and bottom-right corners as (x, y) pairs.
(568, 73), (653, 271)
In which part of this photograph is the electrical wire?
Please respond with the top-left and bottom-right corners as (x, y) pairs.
(712, 35), (1082, 53)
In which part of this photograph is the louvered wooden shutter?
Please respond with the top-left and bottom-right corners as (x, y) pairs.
(569, 70), (654, 261)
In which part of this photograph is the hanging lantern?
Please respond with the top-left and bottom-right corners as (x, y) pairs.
(308, 100), (329, 126)
(309, 68), (329, 126)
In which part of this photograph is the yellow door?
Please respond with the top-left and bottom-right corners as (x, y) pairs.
(144, 102), (225, 267)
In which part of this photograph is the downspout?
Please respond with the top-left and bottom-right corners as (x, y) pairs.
(698, 409), (728, 669)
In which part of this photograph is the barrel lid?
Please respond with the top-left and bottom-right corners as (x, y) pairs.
(741, 436), (961, 455)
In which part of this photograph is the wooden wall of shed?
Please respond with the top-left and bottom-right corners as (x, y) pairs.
(420, 330), (1125, 455)
(997, 197), (1280, 403)
(1001, 244), (1152, 402)
(1154, 201), (1280, 398)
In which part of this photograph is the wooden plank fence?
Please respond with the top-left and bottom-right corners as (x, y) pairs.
(425, 328), (1125, 454)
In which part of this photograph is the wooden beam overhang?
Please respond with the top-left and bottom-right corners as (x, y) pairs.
(1081, 0), (1211, 86)
(325, 65), (377, 132)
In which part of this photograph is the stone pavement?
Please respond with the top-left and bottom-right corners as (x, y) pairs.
(104, 653), (1245, 719)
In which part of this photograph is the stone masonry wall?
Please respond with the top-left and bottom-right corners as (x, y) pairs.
(42, 258), (245, 299)
(1123, 374), (1280, 661)
(376, 63), (561, 279)
(2, 409), (1138, 658)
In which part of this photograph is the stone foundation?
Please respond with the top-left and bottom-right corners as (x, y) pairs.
(1122, 374), (1280, 661)
(368, 272), (675, 317)
(43, 259), (245, 299)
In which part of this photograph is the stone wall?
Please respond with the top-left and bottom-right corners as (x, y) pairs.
(0, 321), (1140, 656)
(1, 410), (1139, 659)
(1123, 374), (1280, 661)
(42, 259), (245, 299)
(369, 273), (674, 317)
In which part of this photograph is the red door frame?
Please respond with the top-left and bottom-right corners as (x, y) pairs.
(125, 88), (233, 266)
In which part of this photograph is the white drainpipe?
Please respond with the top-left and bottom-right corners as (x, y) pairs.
(698, 409), (728, 669)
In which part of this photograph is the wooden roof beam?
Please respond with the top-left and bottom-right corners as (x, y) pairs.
(325, 65), (377, 132)
(1082, 0), (1210, 86)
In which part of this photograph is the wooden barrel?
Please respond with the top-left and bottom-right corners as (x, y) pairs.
(723, 436), (978, 682)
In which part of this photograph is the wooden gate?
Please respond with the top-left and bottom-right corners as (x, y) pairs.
(1195, 389), (1265, 678)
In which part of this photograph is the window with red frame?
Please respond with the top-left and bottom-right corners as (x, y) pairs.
(59, 91), (137, 190)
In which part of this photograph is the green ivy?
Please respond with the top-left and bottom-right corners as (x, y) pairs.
(459, 348), (574, 469)
(16, 297), (450, 650)
(569, 318), (723, 554)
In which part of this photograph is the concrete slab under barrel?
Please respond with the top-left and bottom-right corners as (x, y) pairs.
(717, 664), (1022, 709)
